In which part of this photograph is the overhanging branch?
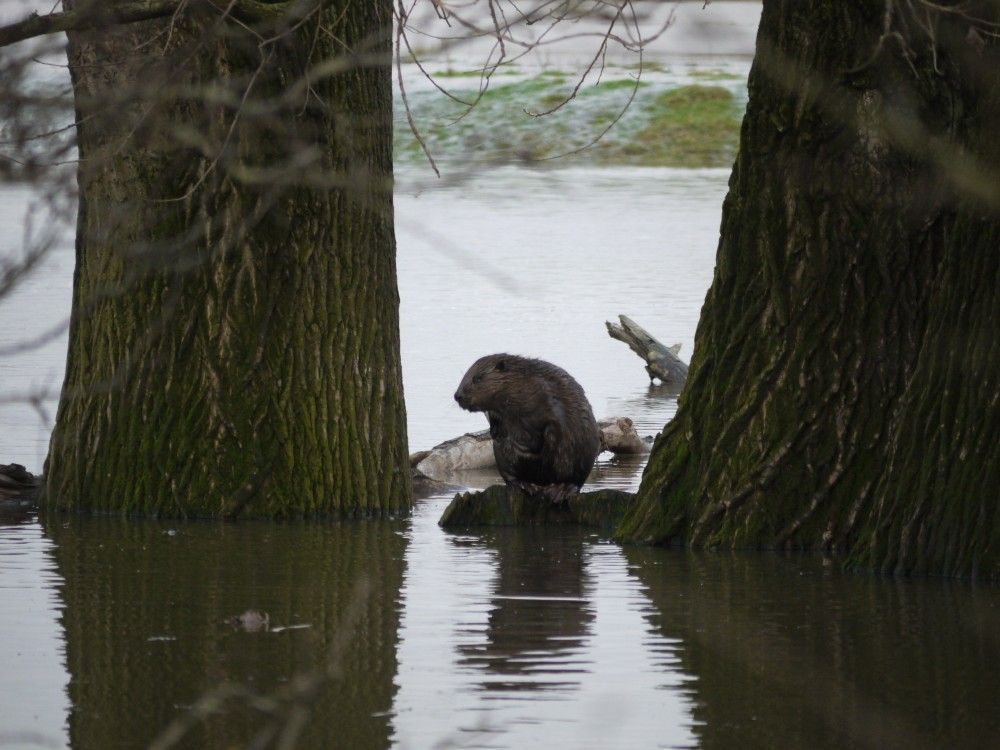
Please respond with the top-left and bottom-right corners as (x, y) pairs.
(0, 1), (181, 48)
(0, 0), (295, 49)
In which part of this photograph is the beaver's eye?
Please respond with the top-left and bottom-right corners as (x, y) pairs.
(472, 374), (483, 384)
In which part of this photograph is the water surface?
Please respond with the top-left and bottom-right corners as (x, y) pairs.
(2, 501), (997, 748)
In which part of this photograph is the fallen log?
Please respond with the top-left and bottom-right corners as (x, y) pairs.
(439, 484), (634, 533)
(411, 416), (650, 482)
(606, 314), (689, 386)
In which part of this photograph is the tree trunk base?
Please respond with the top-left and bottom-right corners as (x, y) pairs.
(0, 464), (40, 502)
(439, 484), (634, 533)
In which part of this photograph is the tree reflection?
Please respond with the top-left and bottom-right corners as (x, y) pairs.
(625, 548), (1000, 749)
(46, 516), (405, 749)
(459, 528), (594, 694)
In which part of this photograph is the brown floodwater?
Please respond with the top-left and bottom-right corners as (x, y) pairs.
(2, 162), (998, 748)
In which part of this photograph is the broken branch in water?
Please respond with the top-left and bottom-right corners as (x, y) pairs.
(606, 314), (689, 386)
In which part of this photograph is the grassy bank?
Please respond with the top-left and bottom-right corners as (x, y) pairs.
(394, 65), (747, 169)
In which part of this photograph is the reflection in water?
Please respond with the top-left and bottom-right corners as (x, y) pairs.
(459, 528), (593, 694)
(626, 548), (1000, 750)
(45, 517), (405, 749)
(4, 497), (997, 749)
(392, 498), (697, 749)
(0, 512), (69, 749)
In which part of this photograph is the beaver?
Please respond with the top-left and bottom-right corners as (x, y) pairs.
(454, 354), (602, 503)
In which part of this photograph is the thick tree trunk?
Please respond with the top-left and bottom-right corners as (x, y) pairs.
(619, 1), (999, 579)
(43, 2), (410, 517)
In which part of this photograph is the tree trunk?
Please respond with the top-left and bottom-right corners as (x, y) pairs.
(43, 2), (410, 517)
(618, 1), (999, 579)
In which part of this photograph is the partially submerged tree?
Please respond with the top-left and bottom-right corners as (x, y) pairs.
(619, 1), (999, 579)
(3, 0), (410, 517)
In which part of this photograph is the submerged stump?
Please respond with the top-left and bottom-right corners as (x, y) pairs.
(439, 485), (634, 534)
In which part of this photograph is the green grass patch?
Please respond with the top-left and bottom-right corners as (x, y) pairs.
(627, 85), (741, 167)
(395, 75), (743, 169)
(621, 61), (669, 74)
(435, 67), (518, 78)
(689, 68), (743, 82)
(585, 77), (645, 92)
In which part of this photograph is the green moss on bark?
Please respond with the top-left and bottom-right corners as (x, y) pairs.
(43, 2), (410, 518)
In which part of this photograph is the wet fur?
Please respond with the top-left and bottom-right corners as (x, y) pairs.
(454, 354), (601, 502)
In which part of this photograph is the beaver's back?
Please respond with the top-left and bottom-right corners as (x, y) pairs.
(484, 356), (601, 489)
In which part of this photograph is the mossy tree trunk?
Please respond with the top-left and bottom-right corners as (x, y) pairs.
(43, 2), (410, 517)
(619, 1), (999, 579)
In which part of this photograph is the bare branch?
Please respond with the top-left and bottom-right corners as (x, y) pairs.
(0, 0), (301, 49)
(0, 0), (181, 48)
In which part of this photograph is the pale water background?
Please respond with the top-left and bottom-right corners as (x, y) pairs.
(2, 2), (1000, 748)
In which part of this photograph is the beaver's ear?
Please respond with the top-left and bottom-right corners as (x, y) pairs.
(495, 358), (506, 372)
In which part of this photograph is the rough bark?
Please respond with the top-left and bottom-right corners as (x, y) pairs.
(619, 1), (999, 579)
(43, 2), (410, 517)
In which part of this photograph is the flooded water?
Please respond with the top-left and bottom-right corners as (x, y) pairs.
(2, 502), (999, 748)
(396, 165), (723, 459)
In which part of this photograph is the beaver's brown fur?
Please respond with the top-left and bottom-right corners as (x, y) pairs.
(454, 354), (601, 502)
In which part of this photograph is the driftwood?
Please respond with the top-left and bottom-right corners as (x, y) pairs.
(411, 416), (650, 482)
(606, 314), (689, 386)
(439, 484), (634, 533)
